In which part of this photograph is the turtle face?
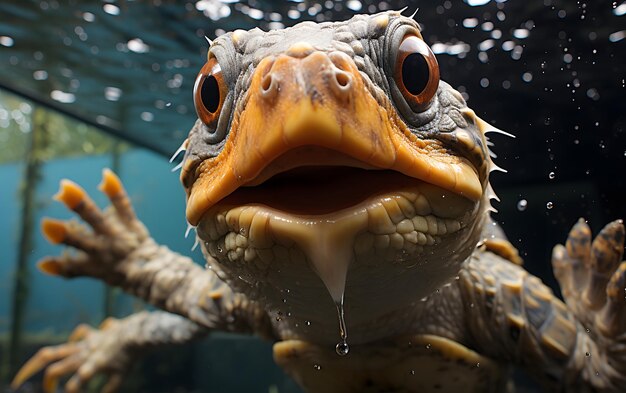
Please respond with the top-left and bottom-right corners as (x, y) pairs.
(181, 12), (494, 340)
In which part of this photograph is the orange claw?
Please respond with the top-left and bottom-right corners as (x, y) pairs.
(11, 345), (77, 390)
(98, 168), (124, 198)
(41, 218), (67, 244)
(53, 179), (86, 210)
(38, 258), (63, 276)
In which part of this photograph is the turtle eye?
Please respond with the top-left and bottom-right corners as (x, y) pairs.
(395, 35), (439, 110)
(194, 57), (225, 126)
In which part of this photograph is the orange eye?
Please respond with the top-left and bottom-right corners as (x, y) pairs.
(395, 35), (439, 110)
(193, 57), (225, 126)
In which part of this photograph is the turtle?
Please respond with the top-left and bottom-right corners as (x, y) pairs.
(11, 11), (626, 393)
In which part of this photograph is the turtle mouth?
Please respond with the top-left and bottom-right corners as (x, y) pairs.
(218, 166), (421, 216)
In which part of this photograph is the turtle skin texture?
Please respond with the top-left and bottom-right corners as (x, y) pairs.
(12, 11), (626, 393)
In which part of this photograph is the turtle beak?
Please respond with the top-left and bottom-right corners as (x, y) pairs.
(185, 49), (481, 225)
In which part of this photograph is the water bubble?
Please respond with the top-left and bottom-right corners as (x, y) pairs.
(548, 171), (555, 179)
(335, 341), (349, 356)
(546, 201), (554, 209)
(517, 199), (528, 211)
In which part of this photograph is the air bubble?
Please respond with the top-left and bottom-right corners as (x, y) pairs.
(517, 199), (528, 211)
(313, 364), (321, 370)
(546, 201), (554, 209)
(426, 343), (431, 349)
(549, 172), (555, 179)
(585, 352), (590, 357)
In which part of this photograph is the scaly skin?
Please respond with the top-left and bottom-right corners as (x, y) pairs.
(13, 11), (626, 392)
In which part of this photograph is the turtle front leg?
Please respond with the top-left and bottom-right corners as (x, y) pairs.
(552, 219), (626, 390)
(459, 219), (626, 392)
(11, 311), (206, 393)
(38, 170), (270, 332)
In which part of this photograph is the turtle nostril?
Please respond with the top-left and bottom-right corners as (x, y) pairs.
(260, 73), (278, 99)
(261, 74), (272, 92)
(329, 69), (353, 100)
(335, 71), (351, 88)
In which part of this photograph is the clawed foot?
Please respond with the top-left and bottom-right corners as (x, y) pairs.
(552, 219), (626, 380)
(11, 318), (131, 393)
(38, 169), (151, 281)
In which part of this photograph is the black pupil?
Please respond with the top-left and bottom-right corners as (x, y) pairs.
(201, 75), (220, 113)
(402, 53), (429, 95)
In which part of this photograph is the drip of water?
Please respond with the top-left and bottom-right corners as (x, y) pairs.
(335, 297), (349, 356)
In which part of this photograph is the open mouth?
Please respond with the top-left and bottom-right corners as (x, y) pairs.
(218, 166), (422, 216)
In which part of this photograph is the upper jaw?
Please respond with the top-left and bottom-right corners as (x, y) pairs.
(183, 50), (483, 226)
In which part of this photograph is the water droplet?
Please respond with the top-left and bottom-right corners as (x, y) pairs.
(313, 364), (321, 370)
(548, 171), (555, 179)
(335, 299), (349, 356)
(517, 199), (528, 211)
(546, 201), (554, 209)
(336, 340), (349, 356)
(585, 352), (590, 357)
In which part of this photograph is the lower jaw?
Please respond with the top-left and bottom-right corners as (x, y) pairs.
(197, 183), (478, 306)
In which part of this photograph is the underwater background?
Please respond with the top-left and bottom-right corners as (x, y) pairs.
(0, 0), (624, 391)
